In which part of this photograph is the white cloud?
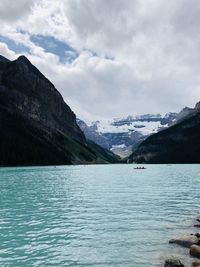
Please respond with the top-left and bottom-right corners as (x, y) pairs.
(0, 0), (200, 121)
(0, 42), (18, 60)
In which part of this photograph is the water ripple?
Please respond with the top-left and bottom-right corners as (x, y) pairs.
(0, 164), (200, 266)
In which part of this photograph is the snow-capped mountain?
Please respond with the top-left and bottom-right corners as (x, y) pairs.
(77, 108), (193, 158)
(128, 101), (200, 164)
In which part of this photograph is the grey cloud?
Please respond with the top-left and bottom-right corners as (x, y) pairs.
(172, 0), (200, 37)
(0, 0), (200, 120)
(64, 0), (140, 54)
(0, 0), (36, 22)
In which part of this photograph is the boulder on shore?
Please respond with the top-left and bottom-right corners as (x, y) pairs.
(164, 259), (185, 267)
(192, 262), (200, 267)
(169, 234), (199, 247)
(190, 245), (200, 258)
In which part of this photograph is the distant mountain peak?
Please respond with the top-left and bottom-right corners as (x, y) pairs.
(180, 106), (193, 112)
(195, 101), (200, 111)
(128, 100), (200, 163)
(77, 112), (179, 158)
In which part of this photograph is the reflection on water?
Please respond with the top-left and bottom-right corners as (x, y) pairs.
(0, 164), (200, 266)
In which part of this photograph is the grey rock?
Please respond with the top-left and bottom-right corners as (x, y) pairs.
(192, 262), (200, 267)
(169, 235), (199, 248)
(190, 245), (200, 258)
(164, 259), (185, 267)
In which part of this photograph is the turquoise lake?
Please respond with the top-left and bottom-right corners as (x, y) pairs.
(0, 164), (200, 267)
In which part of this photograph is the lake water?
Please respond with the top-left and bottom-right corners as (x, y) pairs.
(0, 164), (200, 267)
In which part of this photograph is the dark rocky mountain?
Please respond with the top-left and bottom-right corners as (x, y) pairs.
(127, 101), (200, 163)
(0, 55), (118, 166)
(0, 55), (10, 62)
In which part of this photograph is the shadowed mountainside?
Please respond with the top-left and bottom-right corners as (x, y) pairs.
(0, 55), (119, 166)
(127, 102), (200, 163)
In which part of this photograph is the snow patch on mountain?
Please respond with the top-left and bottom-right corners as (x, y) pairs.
(77, 109), (194, 158)
(89, 119), (165, 135)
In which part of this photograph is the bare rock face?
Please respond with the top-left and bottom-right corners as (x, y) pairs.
(0, 55), (85, 142)
(77, 119), (110, 149)
(169, 235), (199, 248)
(190, 245), (200, 258)
(164, 259), (185, 267)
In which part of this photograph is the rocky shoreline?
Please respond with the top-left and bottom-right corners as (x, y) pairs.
(164, 217), (200, 267)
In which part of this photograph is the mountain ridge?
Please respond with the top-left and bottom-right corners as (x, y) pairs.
(77, 109), (192, 158)
(78, 104), (196, 158)
(127, 101), (200, 163)
(0, 55), (118, 166)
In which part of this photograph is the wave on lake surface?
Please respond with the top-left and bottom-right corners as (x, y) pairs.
(0, 164), (200, 266)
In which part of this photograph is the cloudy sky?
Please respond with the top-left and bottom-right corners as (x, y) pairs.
(0, 0), (199, 121)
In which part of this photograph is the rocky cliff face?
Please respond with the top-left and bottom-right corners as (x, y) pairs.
(0, 55), (118, 166)
(0, 55), (85, 142)
(128, 102), (200, 163)
(77, 119), (110, 149)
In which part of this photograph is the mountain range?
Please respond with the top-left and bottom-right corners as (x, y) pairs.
(0, 55), (118, 166)
(77, 107), (194, 158)
(0, 53), (199, 165)
(127, 102), (200, 163)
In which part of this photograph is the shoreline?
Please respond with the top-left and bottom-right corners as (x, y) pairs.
(164, 216), (200, 267)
